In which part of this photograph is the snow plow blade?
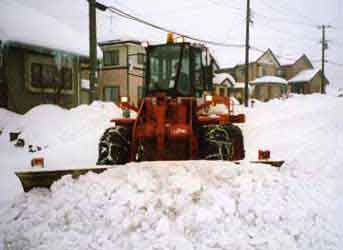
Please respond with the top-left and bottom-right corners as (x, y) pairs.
(250, 160), (285, 168)
(15, 167), (110, 192)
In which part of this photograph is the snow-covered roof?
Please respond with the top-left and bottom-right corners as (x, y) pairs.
(0, 0), (92, 57)
(98, 35), (142, 46)
(213, 73), (235, 86)
(251, 76), (288, 85)
(288, 69), (320, 83)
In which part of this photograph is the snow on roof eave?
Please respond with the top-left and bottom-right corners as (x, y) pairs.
(98, 39), (142, 47)
(0, 0), (101, 58)
(4, 40), (90, 59)
(251, 76), (288, 85)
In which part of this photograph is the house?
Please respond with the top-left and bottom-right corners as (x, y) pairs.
(281, 54), (329, 94)
(98, 39), (145, 105)
(0, 0), (91, 113)
(213, 72), (235, 97)
(288, 69), (329, 94)
(280, 54), (313, 79)
(219, 49), (283, 83)
(0, 41), (89, 114)
(250, 76), (288, 102)
(219, 49), (330, 102)
(218, 49), (287, 102)
(231, 82), (253, 104)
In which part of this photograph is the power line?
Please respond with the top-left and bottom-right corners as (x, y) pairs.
(258, 0), (318, 28)
(106, 5), (245, 48)
(327, 61), (343, 67)
(252, 11), (317, 30)
(252, 17), (318, 44)
(206, 0), (242, 12)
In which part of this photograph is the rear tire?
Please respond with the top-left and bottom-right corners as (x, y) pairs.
(97, 126), (131, 165)
(198, 124), (244, 161)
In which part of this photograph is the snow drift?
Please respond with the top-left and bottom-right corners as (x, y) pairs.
(0, 94), (343, 250)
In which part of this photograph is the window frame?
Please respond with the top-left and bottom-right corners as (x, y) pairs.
(103, 86), (120, 103)
(103, 50), (120, 66)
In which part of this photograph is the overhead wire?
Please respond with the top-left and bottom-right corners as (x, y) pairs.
(257, 0), (318, 28)
(107, 5), (245, 48)
(103, 3), (341, 69)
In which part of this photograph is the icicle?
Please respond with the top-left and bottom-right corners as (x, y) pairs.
(53, 51), (75, 70)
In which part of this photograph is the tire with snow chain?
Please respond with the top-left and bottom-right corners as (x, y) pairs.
(198, 124), (245, 161)
(96, 126), (131, 165)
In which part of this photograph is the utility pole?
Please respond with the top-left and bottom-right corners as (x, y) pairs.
(244, 0), (251, 107)
(319, 25), (331, 94)
(88, 1), (107, 102)
(89, 0), (97, 102)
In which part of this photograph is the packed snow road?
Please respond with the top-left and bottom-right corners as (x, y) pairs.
(0, 94), (343, 250)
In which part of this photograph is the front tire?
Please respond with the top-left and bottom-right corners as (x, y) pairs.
(198, 124), (244, 161)
(97, 126), (131, 165)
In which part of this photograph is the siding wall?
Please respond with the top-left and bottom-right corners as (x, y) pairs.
(99, 43), (145, 105)
(0, 48), (7, 108)
(5, 47), (79, 114)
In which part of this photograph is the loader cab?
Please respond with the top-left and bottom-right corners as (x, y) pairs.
(145, 43), (213, 98)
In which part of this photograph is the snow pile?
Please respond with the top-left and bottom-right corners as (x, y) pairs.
(0, 102), (124, 206)
(1, 102), (123, 152)
(0, 161), (342, 250)
(0, 94), (343, 249)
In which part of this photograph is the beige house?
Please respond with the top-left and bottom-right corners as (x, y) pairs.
(219, 49), (286, 102)
(98, 39), (145, 105)
(281, 55), (329, 94)
(250, 76), (288, 102)
(281, 54), (313, 80)
(218, 49), (330, 102)
(288, 69), (329, 94)
(221, 49), (283, 83)
(213, 72), (234, 97)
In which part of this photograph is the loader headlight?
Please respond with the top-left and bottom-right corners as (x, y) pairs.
(205, 95), (213, 102)
(121, 96), (128, 103)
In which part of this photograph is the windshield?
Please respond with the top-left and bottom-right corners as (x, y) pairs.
(148, 44), (191, 96)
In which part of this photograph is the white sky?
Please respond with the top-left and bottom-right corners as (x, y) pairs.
(1, 0), (342, 87)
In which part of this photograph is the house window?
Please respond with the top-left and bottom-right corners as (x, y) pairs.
(103, 50), (119, 66)
(31, 63), (42, 86)
(31, 63), (73, 90)
(137, 54), (145, 65)
(62, 68), (73, 89)
(277, 69), (283, 77)
(138, 86), (144, 100)
(104, 86), (120, 103)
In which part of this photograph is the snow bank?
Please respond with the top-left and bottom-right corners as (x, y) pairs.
(0, 161), (342, 250)
(0, 94), (343, 249)
(0, 102), (124, 206)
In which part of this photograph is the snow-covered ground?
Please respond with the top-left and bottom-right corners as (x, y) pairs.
(0, 102), (124, 207)
(0, 94), (343, 249)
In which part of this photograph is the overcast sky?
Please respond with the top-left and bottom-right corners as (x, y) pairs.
(2, 0), (342, 87)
